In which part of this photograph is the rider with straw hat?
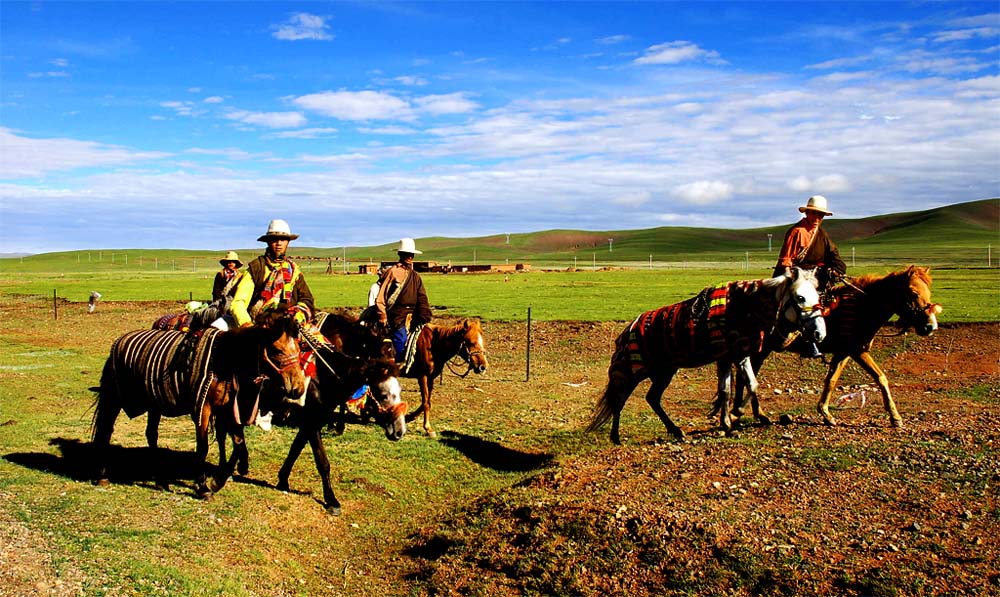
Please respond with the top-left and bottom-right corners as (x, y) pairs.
(374, 238), (433, 362)
(212, 250), (244, 303)
(773, 195), (846, 291)
(229, 219), (315, 329)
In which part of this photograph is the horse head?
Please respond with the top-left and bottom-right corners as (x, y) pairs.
(895, 266), (941, 336)
(457, 319), (489, 374)
(780, 267), (827, 345)
(362, 358), (406, 441)
(253, 310), (306, 401)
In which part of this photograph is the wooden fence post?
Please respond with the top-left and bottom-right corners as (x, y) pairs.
(526, 307), (531, 382)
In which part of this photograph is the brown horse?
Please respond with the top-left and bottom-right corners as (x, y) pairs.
(325, 314), (489, 437)
(401, 320), (489, 437)
(732, 265), (941, 428)
(91, 310), (304, 499)
(588, 268), (826, 444)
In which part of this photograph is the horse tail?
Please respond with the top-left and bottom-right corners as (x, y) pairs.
(586, 326), (635, 433)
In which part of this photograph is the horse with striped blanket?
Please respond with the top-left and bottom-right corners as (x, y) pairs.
(731, 265), (941, 428)
(91, 310), (304, 499)
(588, 268), (825, 444)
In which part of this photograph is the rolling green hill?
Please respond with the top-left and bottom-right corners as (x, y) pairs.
(2, 198), (997, 269)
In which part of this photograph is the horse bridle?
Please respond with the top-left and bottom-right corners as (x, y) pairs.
(448, 340), (487, 378)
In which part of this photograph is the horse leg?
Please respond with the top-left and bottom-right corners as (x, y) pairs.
(211, 423), (245, 493)
(91, 393), (122, 487)
(817, 355), (850, 426)
(732, 352), (767, 419)
(419, 375), (435, 437)
(276, 427), (310, 493)
(645, 370), (684, 441)
(714, 362), (736, 435)
(737, 357), (769, 426)
(145, 410), (169, 490)
(306, 427), (342, 515)
(194, 403), (215, 499)
(856, 351), (903, 428)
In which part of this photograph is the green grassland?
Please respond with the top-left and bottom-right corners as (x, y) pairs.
(1, 198), (997, 322)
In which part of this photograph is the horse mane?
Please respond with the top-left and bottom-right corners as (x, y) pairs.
(431, 319), (479, 338)
(852, 265), (931, 291)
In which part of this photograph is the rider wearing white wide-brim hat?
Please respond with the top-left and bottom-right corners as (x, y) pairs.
(396, 237), (423, 255)
(774, 195), (847, 357)
(225, 218), (314, 329)
(374, 237), (433, 363)
(257, 219), (300, 242)
(798, 195), (833, 216)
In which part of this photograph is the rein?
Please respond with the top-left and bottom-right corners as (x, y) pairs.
(446, 336), (486, 378)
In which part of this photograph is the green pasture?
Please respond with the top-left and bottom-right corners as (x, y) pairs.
(0, 262), (996, 323)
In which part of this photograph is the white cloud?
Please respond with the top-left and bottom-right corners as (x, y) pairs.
(0, 128), (168, 178)
(270, 127), (339, 139)
(414, 93), (478, 115)
(50, 58), (69, 67)
(271, 13), (333, 41)
(634, 41), (724, 66)
(29, 71), (69, 78)
(612, 191), (651, 207)
(225, 109), (307, 128)
(672, 180), (734, 204)
(292, 90), (412, 121)
(395, 76), (428, 86)
(596, 35), (630, 45)
(160, 100), (195, 116)
(203, 96), (225, 104)
(787, 175), (851, 194)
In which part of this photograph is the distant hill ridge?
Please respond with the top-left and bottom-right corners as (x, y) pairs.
(5, 198), (997, 261)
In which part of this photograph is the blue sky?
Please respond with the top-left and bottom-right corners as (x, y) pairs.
(1, 1), (998, 254)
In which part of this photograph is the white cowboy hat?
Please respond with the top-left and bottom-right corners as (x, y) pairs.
(257, 219), (299, 242)
(219, 250), (243, 267)
(799, 195), (833, 216)
(396, 237), (422, 255)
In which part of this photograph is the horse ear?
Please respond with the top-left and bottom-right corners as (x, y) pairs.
(463, 320), (470, 330)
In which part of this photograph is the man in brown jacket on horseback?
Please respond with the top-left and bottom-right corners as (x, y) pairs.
(374, 238), (433, 363)
(773, 195), (847, 357)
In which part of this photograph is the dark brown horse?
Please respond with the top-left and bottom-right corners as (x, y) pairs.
(275, 347), (404, 515)
(588, 268), (826, 444)
(731, 265), (941, 428)
(212, 310), (405, 515)
(91, 310), (304, 499)
(324, 313), (489, 437)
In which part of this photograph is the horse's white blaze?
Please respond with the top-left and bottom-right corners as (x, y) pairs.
(476, 333), (484, 350)
(378, 376), (402, 405)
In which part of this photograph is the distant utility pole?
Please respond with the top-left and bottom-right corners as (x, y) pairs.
(505, 233), (510, 244)
(608, 238), (614, 252)
(767, 233), (773, 252)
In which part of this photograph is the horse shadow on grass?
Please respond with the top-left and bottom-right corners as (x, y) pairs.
(4, 437), (208, 495)
(437, 430), (553, 473)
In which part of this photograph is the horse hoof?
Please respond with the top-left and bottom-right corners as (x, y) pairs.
(196, 487), (213, 501)
(426, 429), (436, 438)
(94, 478), (110, 488)
(276, 480), (290, 492)
(823, 418), (838, 427)
(725, 429), (740, 438)
(333, 423), (345, 436)
(891, 419), (904, 429)
(325, 504), (342, 516)
(757, 415), (773, 427)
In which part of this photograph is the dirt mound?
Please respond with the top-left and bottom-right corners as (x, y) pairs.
(406, 323), (1000, 596)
